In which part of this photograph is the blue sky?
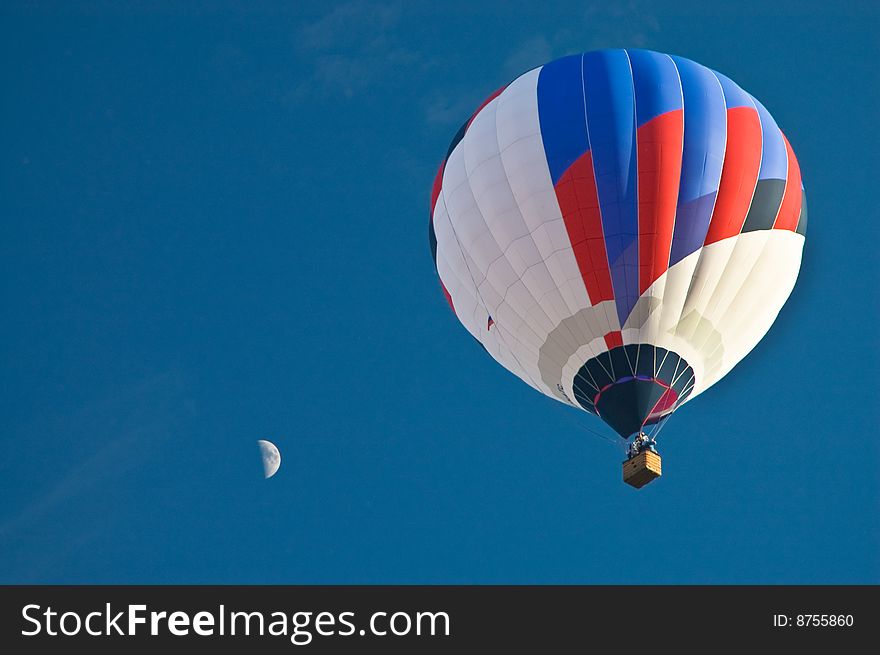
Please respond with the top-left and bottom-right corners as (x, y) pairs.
(1, 0), (878, 583)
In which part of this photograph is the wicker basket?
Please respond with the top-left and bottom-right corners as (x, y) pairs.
(623, 450), (662, 488)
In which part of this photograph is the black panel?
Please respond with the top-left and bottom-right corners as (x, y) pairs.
(578, 362), (601, 392)
(671, 369), (695, 396)
(571, 345), (694, 438)
(585, 352), (614, 389)
(680, 381), (695, 401)
(595, 379), (666, 438)
(742, 179), (786, 233)
(609, 347), (633, 379)
(656, 350), (681, 387)
(624, 345), (640, 374)
(796, 191), (808, 236)
(573, 387), (596, 409)
(635, 345), (656, 378)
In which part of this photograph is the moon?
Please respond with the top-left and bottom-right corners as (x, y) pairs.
(257, 439), (281, 479)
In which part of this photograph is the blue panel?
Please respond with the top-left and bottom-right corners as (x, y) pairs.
(582, 50), (639, 326)
(712, 70), (755, 110)
(537, 55), (590, 184)
(628, 49), (683, 127)
(668, 55), (728, 266)
(753, 98), (788, 180)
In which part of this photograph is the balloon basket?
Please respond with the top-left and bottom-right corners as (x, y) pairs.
(623, 450), (662, 488)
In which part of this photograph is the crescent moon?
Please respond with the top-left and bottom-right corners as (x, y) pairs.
(257, 439), (281, 479)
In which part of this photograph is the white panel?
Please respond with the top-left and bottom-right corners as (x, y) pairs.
(699, 231), (803, 390)
(673, 236), (739, 344)
(693, 232), (772, 328)
(656, 255), (699, 335)
(630, 231), (804, 402)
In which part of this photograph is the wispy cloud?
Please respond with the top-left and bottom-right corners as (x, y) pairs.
(425, 4), (661, 128)
(291, 0), (428, 100)
(424, 92), (481, 127)
(424, 30), (572, 129)
(502, 34), (554, 80)
(0, 371), (194, 548)
(581, 1), (661, 50)
(503, 3), (661, 82)
(298, 1), (401, 52)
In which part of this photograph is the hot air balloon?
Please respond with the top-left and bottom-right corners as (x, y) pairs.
(428, 49), (806, 487)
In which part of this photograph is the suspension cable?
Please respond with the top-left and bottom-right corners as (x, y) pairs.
(559, 407), (626, 453)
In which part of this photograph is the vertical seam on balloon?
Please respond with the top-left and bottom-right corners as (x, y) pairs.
(771, 131), (790, 227)
(667, 65), (727, 350)
(623, 48), (639, 375)
(645, 54), (684, 356)
(737, 94), (764, 235)
(663, 54), (685, 281)
(580, 53), (618, 340)
(771, 129), (804, 233)
(700, 71), (727, 244)
(620, 48), (642, 364)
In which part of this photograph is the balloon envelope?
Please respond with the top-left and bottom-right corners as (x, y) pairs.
(429, 49), (805, 438)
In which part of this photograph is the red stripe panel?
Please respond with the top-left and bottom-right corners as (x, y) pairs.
(554, 151), (614, 304)
(465, 85), (507, 131)
(603, 331), (623, 350)
(430, 161), (445, 216)
(441, 281), (455, 315)
(704, 107), (763, 245)
(645, 387), (678, 424)
(636, 109), (684, 293)
(772, 134), (803, 231)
